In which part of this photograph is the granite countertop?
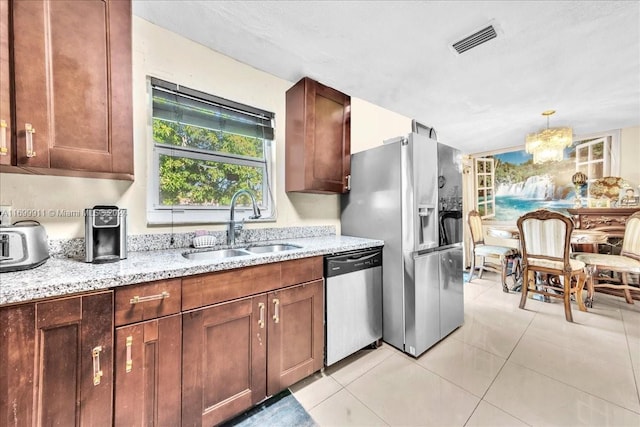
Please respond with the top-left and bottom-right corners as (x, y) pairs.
(1, 235), (383, 305)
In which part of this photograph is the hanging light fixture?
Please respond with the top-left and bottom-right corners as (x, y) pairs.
(525, 110), (572, 164)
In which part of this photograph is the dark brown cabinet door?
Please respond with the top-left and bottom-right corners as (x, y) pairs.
(286, 77), (351, 194)
(0, 302), (36, 427)
(114, 314), (182, 427)
(11, 0), (133, 179)
(267, 279), (324, 395)
(182, 295), (268, 427)
(0, 0), (10, 166)
(0, 292), (113, 427)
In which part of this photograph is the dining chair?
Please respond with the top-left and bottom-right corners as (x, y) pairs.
(574, 211), (640, 306)
(467, 210), (519, 292)
(517, 209), (587, 322)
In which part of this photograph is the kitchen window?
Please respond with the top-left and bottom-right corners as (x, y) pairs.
(147, 78), (275, 224)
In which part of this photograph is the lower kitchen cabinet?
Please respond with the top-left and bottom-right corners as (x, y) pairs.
(0, 291), (113, 427)
(267, 279), (324, 395)
(181, 279), (324, 426)
(114, 314), (182, 427)
(182, 294), (267, 427)
(1, 256), (325, 427)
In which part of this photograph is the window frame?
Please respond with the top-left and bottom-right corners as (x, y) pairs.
(475, 157), (496, 219)
(146, 77), (276, 225)
(573, 131), (621, 194)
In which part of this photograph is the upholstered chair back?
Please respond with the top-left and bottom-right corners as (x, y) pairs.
(517, 209), (574, 272)
(467, 210), (485, 245)
(622, 212), (640, 260)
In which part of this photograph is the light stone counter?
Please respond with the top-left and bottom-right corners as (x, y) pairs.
(1, 235), (383, 305)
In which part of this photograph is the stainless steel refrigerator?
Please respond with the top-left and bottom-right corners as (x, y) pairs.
(341, 132), (464, 357)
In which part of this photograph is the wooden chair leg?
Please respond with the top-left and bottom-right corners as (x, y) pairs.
(586, 268), (595, 308)
(622, 273), (634, 305)
(500, 257), (509, 293)
(519, 269), (531, 309)
(575, 273), (587, 312)
(469, 252), (476, 282)
(563, 274), (573, 322)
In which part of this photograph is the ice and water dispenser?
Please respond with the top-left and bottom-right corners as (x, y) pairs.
(85, 205), (127, 263)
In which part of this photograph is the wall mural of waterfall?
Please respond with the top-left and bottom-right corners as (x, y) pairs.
(492, 147), (578, 221)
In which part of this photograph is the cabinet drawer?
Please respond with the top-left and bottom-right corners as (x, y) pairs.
(115, 279), (181, 326)
(281, 256), (323, 287)
(182, 263), (280, 311)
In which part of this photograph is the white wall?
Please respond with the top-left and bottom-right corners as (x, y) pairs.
(0, 17), (410, 239)
(620, 126), (640, 188)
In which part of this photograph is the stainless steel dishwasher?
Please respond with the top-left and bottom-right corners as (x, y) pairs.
(324, 248), (383, 366)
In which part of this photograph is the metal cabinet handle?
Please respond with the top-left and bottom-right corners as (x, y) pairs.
(129, 291), (169, 304)
(0, 120), (7, 155)
(25, 123), (36, 158)
(258, 302), (265, 329)
(92, 346), (103, 386)
(125, 336), (133, 373)
(272, 298), (280, 324)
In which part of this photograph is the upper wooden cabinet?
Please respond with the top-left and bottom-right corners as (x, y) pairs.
(0, 0), (11, 166)
(7, 0), (133, 180)
(285, 77), (351, 194)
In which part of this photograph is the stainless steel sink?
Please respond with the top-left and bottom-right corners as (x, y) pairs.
(182, 248), (250, 260)
(244, 244), (302, 254)
(183, 243), (302, 260)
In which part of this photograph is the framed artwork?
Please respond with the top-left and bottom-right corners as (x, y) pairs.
(619, 188), (640, 207)
(587, 198), (611, 208)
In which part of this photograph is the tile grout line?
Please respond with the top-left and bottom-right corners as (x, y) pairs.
(297, 347), (396, 415)
(461, 304), (537, 427)
(506, 294), (640, 416)
(620, 307), (640, 412)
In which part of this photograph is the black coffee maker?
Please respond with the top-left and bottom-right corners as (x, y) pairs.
(85, 205), (127, 263)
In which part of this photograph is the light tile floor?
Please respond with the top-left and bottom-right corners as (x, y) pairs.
(290, 272), (640, 426)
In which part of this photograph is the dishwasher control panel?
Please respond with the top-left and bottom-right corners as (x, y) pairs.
(324, 248), (382, 277)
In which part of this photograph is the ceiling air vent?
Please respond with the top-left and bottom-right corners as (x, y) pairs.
(452, 25), (497, 54)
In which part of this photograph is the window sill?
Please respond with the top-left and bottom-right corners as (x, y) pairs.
(146, 209), (277, 226)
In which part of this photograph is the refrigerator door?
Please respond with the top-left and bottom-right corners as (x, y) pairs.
(341, 142), (405, 350)
(410, 133), (439, 252)
(439, 246), (464, 337)
(407, 250), (440, 356)
(437, 143), (463, 246)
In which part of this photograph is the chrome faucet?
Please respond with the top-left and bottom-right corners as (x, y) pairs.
(227, 189), (261, 245)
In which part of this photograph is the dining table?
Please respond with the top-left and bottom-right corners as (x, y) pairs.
(486, 225), (608, 295)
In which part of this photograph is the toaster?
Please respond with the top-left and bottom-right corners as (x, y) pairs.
(0, 221), (50, 273)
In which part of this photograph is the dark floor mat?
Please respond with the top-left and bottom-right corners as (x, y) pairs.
(220, 389), (317, 427)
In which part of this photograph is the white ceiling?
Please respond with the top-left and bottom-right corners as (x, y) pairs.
(133, 0), (640, 154)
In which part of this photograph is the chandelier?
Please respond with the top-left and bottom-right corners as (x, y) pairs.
(525, 110), (572, 164)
